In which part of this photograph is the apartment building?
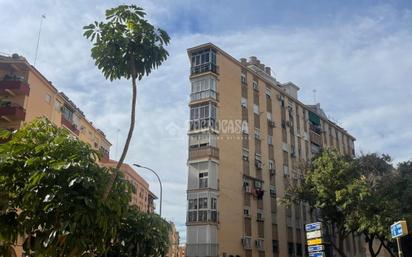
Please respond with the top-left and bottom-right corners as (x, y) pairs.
(167, 222), (181, 257)
(102, 159), (157, 213)
(0, 53), (157, 256)
(185, 43), (361, 257)
(0, 53), (110, 157)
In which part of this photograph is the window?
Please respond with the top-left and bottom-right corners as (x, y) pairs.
(288, 242), (294, 255)
(199, 172), (208, 188)
(253, 80), (259, 91)
(270, 185), (276, 197)
(199, 197), (208, 209)
(242, 236), (252, 249)
(244, 207), (250, 217)
(269, 160), (274, 170)
(188, 211), (197, 222)
(198, 210), (208, 221)
(254, 180), (262, 189)
(61, 105), (74, 122)
(256, 239), (264, 250)
(257, 210), (264, 221)
(267, 112), (272, 121)
(189, 133), (217, 148)
(211, 198), (217, 209)
(191, 77), (217, 101)
(242, 148), (249, 161)
(253, 104), (259, 114)
(254, 128), (261, 140)
(190, 103), (217, 130)
(241, 72), (247, 84)
(267, 135), (273, 145)
(242, 121), (249, 134)
(265, 86), (271, 96)
(243, 179), (250, 192)
(210, 210), (218, 222)
(188, 199), (198, 210)
(45, 93), (52, 103)
(272, 240), (279, 253)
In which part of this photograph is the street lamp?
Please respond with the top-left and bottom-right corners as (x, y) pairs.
(133, 164), (163, 217)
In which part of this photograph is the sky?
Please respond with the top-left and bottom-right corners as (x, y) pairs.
(1, 0), (412, 243)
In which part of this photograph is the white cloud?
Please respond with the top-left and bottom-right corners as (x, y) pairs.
(1, 0), (411, 243)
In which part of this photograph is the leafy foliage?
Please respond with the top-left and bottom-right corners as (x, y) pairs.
(107, 207), (170, 257)
(83, 4), (170, 81)
(285, 150), (412, 257)
(0, 118), (132, 256)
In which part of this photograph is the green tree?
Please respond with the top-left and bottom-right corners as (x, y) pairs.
(83, 5), (170, 199)
(284, 150), (358, 257)
(0, 118), (132, 257)
(107, 207), (170, 257)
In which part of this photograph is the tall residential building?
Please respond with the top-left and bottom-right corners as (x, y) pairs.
(185, 43), (362, 257)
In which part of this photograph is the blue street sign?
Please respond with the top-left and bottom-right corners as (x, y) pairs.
(309, 251), (325, 257)
(308, 245), (324, 252)
(391, 221), (407, 238)
(305, 222), (322, 232)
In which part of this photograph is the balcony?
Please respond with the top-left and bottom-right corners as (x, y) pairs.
(191, 63), (218, 76)
(190, 90), (218, 103)
(309, 130), (322, 146)
(0, 104), (26, 122)
(0, 80), (30, 96)
(61, 115), (80, 136)
(188, 146), (219, 160)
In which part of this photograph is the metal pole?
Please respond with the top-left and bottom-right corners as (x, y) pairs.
(133, 164), (162, 217)
(396, 237), (403, 257)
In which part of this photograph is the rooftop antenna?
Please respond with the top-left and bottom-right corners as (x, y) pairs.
(34, 14), (46, 67)
(313, 89), (317, 103)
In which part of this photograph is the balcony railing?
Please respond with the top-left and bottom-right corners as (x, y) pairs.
(309, 130), (322, 146)
(191, 63), (218, 76)
(190, 90), (218, 102)
(188, 146), (219, 160)
(0, 104), (26, 122)
(61, 115), (80, 136)
(0, 80), (30, 96)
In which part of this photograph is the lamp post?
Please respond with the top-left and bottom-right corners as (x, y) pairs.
(133, 164), (163, 217)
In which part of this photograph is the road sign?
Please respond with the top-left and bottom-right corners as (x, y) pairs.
(305, 222), (322, 232)
(309, 251), (325, 257)
(308, 245), (324, 252)
(307, 230), (322, 239)
(308, 238), (323, 246)
(391, 221), (408, 238)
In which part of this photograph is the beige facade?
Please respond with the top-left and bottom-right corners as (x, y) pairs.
(167, 222), (181, 257)
(102, 160), (157, 213)
(186, 43), (362, 257)
(0, 54), (111, 158)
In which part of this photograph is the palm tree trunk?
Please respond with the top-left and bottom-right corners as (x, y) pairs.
(103, 75), (137, 200)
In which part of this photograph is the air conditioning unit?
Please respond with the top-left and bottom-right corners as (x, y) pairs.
(244, 185), (251, 193)
(241, 102), (247, 108)
(269, 121), (275, 127)
(255, 133), (261, 140)
(242, 155), (249, 161)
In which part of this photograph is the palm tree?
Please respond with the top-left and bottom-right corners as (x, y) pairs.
(83, 5), (170, 199)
